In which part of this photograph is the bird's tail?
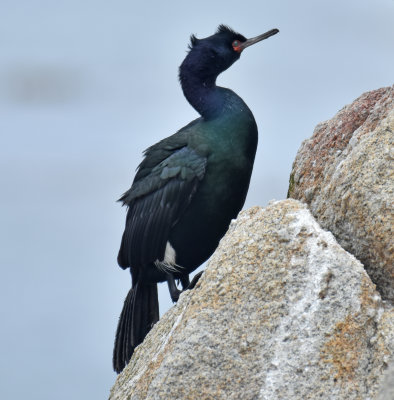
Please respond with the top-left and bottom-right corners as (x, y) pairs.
(113, 281), (159, 373)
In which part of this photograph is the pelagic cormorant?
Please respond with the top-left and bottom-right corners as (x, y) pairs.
(113, 25), (279, 373)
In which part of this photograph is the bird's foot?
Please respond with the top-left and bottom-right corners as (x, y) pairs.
(170, 288), (181, 303)
(187, 271), (204, 290)
(167, 273), (182, 303)
(180, 275), (190, 290)
(167, 271), (203, 303)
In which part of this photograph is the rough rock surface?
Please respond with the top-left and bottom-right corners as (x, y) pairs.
(377, 360), (394, 400)
(288, 86), (394, 302)
(109, 200), (393, 400)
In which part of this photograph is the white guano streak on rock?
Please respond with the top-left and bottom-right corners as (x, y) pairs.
(260, 208), (342, 399)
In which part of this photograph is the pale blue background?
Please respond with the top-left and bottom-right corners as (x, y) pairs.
(1, 0), (393, 398)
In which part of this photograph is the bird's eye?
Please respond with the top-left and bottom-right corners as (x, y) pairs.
(232, 40), (242, 52)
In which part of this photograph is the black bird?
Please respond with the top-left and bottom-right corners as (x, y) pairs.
(113, 25), (279, 373)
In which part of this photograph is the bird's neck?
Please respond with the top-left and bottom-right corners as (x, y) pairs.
(179, 73), (226, 119)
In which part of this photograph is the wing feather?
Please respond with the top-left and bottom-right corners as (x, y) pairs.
(118, 146), (207, 270)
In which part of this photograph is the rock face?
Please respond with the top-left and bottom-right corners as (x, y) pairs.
(109, 201), (393, 400)
(288, 86), (394, 302)
(377, 360), (394, 400)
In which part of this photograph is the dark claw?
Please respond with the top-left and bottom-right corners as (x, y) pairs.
(187, 271), (204, 290)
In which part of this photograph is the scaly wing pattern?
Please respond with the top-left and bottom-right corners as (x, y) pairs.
(118, 144), (207, 270)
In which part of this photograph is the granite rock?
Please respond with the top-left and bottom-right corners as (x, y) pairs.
(288, 86), (394, 302)
(377, 360), (394, 400)
(109, 200), (394, 400)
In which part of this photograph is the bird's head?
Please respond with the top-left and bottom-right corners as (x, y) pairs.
(179, 25), (279, 85)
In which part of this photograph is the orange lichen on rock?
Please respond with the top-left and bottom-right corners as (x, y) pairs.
(321, 313), (365, 384)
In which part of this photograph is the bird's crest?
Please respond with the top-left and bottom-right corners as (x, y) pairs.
(188, 25), (240, 49)
(188, 34), (199, 49)
(216, 24), (238, 36)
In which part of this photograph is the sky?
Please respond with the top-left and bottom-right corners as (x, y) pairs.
(0, 0), (393, 399)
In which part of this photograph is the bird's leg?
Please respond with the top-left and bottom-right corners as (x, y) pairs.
(167, 271), (203, 302)
(180, 274), (190, 290)
(167, 273), (181, 303)
(187, 271), (204, 290)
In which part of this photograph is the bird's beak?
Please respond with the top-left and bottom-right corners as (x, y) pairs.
(239, 28), (279, 51)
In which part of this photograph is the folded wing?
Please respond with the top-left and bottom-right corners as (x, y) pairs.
(118, 145), (207, 270)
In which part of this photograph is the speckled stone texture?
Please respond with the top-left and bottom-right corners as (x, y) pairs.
(288, 86), (394, 302)
(109, 201), (393, 400)
(377, 360), (394, 400)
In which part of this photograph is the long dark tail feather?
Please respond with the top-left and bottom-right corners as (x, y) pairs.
(113, 282), (159, 373)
